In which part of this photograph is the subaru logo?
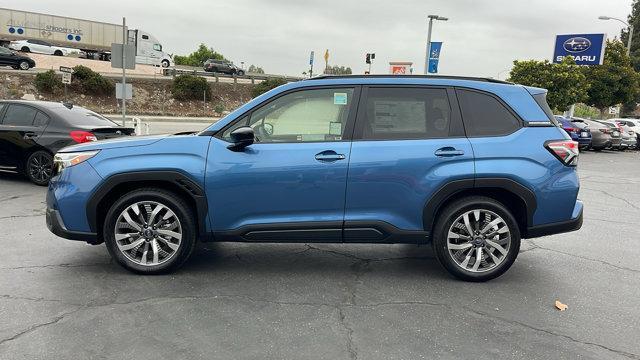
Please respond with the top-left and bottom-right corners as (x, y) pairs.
(563, 37), (591, 53)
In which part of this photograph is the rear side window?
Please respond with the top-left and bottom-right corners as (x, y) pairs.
(2, 104), (38, 126)
(33, 111), (50, 127)
(361, 87), (451, 140)
(457, 89), (520, 137)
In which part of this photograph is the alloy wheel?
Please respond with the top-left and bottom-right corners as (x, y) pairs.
(19, 61), (29, 70)
(28, 153), (52, 183)
(446, 209), (511, 273)
(114, 201), (182, 266)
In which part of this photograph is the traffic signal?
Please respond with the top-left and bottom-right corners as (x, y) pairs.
(366, 53), (371, 64)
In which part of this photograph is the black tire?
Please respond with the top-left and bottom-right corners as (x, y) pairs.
(432, 196), (521, 282)
(103, 188), (197, 274)
(21, 46), (30, 53)
(161, 59), (170, 68)
(236, 70), (245, 76)
(18, 60), (30, 70)
(25, 151), (53, 186)
(53, 50), (63, 56)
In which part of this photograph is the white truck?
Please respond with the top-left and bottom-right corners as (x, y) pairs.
(0, 7), (172, 67)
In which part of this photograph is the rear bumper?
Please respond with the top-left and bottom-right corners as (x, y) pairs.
(525, 200), (583, 238)
(46, 207), (99, 243)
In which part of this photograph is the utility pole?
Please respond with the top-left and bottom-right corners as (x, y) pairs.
(309, 51), (314, 78)
(121, 17), (127, 126)
(598, 16), (633, 57)
(424, 15), (448, 75)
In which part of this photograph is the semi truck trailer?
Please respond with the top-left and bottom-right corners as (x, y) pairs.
(0, 7), (172, 67)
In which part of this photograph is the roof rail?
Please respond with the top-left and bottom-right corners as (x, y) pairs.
(308, 74), (512, 84)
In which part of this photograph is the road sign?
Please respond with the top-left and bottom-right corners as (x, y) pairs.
(61, 72), (72, 84)
(309, 51), (315, 65)
(116, 83), (133, 100)
(609, 106), (620, 115)
(552, 34), (606, 65)
(427, 42), (443, 74)
(111, 43), (136, 70)
(59, 66), (73, 74)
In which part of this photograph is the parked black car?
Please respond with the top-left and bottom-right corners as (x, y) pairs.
(0, 46), (35, 70)
(0, 101), (134, 185)
(203, 59), (245, 76)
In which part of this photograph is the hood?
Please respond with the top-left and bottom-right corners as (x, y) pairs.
(58, 134), (169, 153)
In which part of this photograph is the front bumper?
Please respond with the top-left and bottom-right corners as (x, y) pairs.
(46, 207), (98, 243)
(525, 200), (583, 238)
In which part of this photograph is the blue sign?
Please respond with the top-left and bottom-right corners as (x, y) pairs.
(553, 34), (606, 65)
(427, 42), (442, 74)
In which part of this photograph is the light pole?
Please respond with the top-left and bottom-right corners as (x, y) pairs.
(425, 14), (448, 75)
(599, 15), (633, 57)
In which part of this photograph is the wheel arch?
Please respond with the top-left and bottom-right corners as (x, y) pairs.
(423, 178), (536, 239)
(87, 171), (208, 241)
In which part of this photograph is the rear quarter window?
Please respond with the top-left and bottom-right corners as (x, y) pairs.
(456, 89), (521, 137)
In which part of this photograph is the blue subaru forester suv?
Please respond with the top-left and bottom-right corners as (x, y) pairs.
(46, 75), (582, 281)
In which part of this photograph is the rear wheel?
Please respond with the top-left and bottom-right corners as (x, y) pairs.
(25, 151), (53, 186)
(53, 50), (63, 56)
(19, 60), (30, 70)
(161, 59), (170, 68)
(236, 70), (245, 76)
(432, 196), (521, 282)
(103, 188), (197, 274)
(21, 46), (30, 53)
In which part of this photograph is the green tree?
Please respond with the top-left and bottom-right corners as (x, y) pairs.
(251, 78), (287, 98)
(248, 65), (265, 74)
(583, 40), (640, 115)
(173, 44), (226, 67)
(324, 65), (352, 75)
(508, 57), (588, 111)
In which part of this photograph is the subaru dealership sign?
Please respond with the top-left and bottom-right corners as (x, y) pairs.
(553, 34), (606, 65)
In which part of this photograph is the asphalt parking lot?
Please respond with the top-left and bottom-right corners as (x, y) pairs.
(0, 150), (639, 360)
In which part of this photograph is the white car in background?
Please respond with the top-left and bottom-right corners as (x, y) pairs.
(8, 39), (76, 56)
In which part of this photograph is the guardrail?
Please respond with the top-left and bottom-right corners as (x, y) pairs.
(162, 68), (302, 83)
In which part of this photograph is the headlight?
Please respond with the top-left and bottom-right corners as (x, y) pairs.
(54, 150), (99, 172)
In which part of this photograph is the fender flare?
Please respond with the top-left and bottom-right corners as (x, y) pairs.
(86, 171), (208, 236)
(423, 177), (537, 233)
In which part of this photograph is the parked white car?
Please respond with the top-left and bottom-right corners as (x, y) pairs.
(8, 39), (75, 56)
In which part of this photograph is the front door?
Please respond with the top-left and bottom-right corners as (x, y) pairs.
(205, 86), (360, 242)
(344, 86), (475, 243)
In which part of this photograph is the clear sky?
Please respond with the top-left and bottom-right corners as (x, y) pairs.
(2, 0), (634, 78)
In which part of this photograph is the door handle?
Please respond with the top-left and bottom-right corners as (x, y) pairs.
(23, 132), (38, 140)
(435, 147), (465, 157)
(315, 150), (346, 162)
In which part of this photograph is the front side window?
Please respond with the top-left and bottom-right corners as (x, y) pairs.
(0, 47), (11, 55)
(2, 104), (38, 126)
(153, 44), (162, 51)
(223, 88), (354, 143)
(360, 87), (451, 140)
(457, 89), (521, 137)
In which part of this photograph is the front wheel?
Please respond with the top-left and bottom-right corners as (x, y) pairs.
(161, 59), (170, 68)
(19, 60), (30, 70)
(236, 70), (245, 76)
(432, 196), (521, 282)
(103, 188), (197, 274)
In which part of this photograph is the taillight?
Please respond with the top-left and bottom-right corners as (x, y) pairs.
(70, 130), (97, 143)
(545, 140), (579, 166)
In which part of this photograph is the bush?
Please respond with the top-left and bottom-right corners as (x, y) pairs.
(251, 78), (287, 98)
(171, 74), (211, 101)
(34, 70), (63, 93)
(71, 65), (114, 95)
(214, 103), (225, 115)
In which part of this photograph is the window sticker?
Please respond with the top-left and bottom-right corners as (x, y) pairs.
(334, 93), (348, 105)
(329, 122), (342, 135)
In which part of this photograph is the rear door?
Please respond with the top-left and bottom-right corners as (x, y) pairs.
(0, 104), (42, 170)
(344, 86), (474, 242)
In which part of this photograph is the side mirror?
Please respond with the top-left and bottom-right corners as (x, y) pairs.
(228, 126), (254, 151)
